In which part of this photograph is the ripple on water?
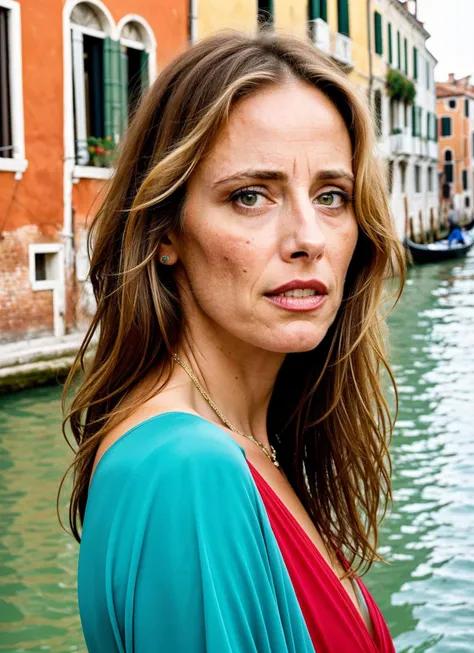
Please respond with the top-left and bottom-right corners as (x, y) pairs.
(367, 253), (474, 651)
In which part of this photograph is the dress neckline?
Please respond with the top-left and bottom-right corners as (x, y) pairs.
(246, 459), (378, 647)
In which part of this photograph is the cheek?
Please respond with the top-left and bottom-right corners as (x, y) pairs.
(182, 227), (257, 290)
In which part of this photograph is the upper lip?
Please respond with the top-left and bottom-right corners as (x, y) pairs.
(267, 279), (329, 295)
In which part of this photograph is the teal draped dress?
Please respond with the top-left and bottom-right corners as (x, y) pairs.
(78, 412), (316, 652)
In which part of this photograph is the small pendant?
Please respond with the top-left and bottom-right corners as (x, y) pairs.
(273, 460), (280, 468)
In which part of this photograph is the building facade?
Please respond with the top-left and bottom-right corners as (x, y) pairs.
(436, 75), (474, 221)
(368, 0), (438, 239)
(0, 0), (187, 343)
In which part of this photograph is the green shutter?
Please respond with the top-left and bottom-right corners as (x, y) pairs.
(412, 104), (416, 136)
(104, 38), (126, 143)
(441, 116), (451, 136)
(465, 99), (470, 117)
(413, 47), (418, 80)
(419, 107), (423, 137)
(388, 23), (393, 64)
(120, 48), (128, 128)
(374, 12), (383, 55)
(310, 0), (327, 21)
(426, 111), (430, 139)
(404, 38), (408, 74)
(338, 0), (350, 37)
(426, 60), (430, 89)
(140, 51), (149, 91)
(397, 31), (401, 69)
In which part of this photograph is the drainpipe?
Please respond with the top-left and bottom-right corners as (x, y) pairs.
(367, 0), (373, 103)
(189, 0), (198, 43)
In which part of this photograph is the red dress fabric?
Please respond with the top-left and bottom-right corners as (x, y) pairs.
(247, 461), (395, 653)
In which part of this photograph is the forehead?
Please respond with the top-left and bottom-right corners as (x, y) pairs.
(200, 80), (353, 179)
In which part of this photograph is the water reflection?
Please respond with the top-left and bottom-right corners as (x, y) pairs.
(367, 253), (474, 652)
(0, 386), (84, 651)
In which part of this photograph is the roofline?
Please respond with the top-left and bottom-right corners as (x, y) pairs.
(388, 0), (431, 40)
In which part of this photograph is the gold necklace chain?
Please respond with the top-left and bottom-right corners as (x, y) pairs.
(173, 353), (280, 468)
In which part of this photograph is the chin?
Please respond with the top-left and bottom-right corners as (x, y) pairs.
(262, 324), (330, 354)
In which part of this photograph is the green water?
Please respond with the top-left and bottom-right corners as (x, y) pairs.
(1, 254), (473, 652)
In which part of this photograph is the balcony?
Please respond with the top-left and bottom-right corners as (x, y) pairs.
(428, 140), (438, 160)
(331, 32), (352, 67)
(389, 131), (412, 156)
(309, 20), (353, 68)
(309, 18), (330, 55)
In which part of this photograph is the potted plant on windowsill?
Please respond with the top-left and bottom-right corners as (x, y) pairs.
(87, 136), (116, 167)
(386, 69), (416, 105)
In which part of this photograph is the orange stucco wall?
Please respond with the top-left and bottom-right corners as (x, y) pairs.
(0, 0), (188, 342)
(437, 97), (470, 195)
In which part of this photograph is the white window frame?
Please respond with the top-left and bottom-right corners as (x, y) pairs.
(0, 0), (27, 176)
(29, 243), (64, 291)
(117, 14), (157, 83)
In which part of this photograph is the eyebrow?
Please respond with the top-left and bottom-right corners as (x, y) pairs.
(212, 168), (355, 187)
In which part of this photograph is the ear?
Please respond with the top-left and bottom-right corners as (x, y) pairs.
(158, 233), (179, 266)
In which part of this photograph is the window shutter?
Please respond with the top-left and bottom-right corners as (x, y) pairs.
(310, 0), (328, 21)
(120, 47), (128, 129)
(104, 38), (126, 143)
(140, 51), (149, 91)
(404, 38), (408, 75)
(462, 169), (468, 190)
(418, 107), (423, 137)
(426, 60), (430, 89)
(441, 117), (451, 137)
(374, 12), (383, 55)
(397, 31), (401, 69)
(388, 23), (392, 64)
(426, 111), (430, 139)
(413, 47), (417, 80)
(338, 0), (350, 37)
(465, 99), (470, 118)
(412, 104), (417, 137)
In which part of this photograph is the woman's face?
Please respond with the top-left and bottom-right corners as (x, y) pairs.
(172, 79), (358, 354)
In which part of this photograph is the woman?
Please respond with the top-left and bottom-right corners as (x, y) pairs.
(61, 30), (404, 652)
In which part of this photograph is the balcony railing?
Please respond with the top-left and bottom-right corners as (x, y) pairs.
(331, 32), (352, 66)
(389, 131), (412, 155)
(309, 18), (330, 55)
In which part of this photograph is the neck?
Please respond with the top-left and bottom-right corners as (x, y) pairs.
(175, 328), (285, 449)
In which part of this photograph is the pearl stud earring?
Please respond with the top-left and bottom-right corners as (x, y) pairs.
(160, 255), (170, 264)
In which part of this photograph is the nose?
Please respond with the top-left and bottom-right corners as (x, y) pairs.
(279, 194), (326, 263)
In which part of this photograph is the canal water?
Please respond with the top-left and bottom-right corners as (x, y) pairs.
(1, 253), (473, 652)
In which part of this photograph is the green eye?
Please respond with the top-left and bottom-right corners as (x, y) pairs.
(239, 191), (259, 207)
(319, 192), (335, 206)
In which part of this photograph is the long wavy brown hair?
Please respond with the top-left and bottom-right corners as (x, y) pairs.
(60, 30), (405, 575)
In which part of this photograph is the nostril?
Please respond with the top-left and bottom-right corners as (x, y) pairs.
(290, 251), (308, 259)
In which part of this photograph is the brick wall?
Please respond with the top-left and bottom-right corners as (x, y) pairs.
(0, 226), (55, 343)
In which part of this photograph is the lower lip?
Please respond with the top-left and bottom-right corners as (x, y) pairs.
(265, 294), (328, 312)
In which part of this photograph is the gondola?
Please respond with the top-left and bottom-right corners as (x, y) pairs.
(405, 228), (474, 264)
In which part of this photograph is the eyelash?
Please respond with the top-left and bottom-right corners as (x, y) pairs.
(227, 186), (353, 213)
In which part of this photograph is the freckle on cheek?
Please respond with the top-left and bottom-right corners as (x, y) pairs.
(243, 269), (247, 273)
(224, 256), (229, 261)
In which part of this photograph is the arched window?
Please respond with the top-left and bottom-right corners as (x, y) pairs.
(119, 20), (153, 120)
(71, 2), (115, 166)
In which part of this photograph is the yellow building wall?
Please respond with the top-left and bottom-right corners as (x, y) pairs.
(197, 0), (371, 92)
(347, 0), (370, 90)
(370, 0), (387, 83)
(198, 0), (256, 38)
(274, 0), (308, 38)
